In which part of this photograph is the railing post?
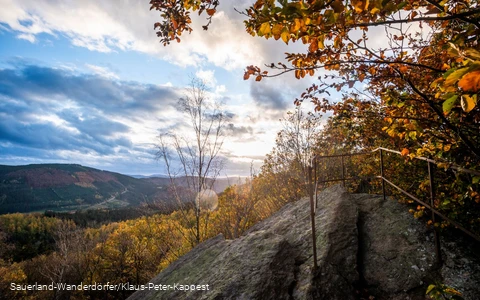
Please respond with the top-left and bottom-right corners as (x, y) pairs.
(308, 164), (318, 269)
(428, 161), (442, 265)
(314, 158), (318, 213)
(380, 149), (386, 201)
(341, 155), (346, 187)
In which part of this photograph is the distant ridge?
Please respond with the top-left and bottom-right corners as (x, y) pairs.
(0, 164), (243, 214)
(0, 164), (164, 214)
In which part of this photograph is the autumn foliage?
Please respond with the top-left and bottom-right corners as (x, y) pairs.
(151, 0), (480, 234)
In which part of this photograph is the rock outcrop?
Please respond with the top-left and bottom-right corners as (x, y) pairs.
(128, 185), (480, 300)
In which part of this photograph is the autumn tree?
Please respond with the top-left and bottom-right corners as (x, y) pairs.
(151, 0), (480, 233)
(151, 0), (479, 161)
(156, 77), (225, 246)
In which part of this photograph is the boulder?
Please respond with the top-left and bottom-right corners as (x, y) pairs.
(128, 185), (480, 300)
(128, 185), (359, 300)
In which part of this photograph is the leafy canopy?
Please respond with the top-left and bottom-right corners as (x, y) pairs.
(150, 0), (480, 162)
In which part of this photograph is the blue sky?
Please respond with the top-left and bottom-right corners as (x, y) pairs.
(0, 0), (320, 176)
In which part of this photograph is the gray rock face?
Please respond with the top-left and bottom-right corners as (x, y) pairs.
(352, 194), (437, 299)
(128, 185), (359, 300)
(441, 232), (480, 300)
(128, 185), (480, 300)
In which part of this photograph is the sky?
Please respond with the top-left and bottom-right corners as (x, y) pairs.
(0, 0), (326, 176)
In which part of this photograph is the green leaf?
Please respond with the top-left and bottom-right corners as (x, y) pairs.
(397, 1), (408, 9)
(473, 176), (480, 184)
(426, 284), (436, 294)
(442, 95), (458, 114)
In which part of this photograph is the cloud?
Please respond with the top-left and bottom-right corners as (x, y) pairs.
(0, 63), (179, 159)
(250, 81), (288, 111)
(195, 69), (216, 88)
(225, 123), (254, 137)
(0, 61), (287, 176)
(0, 0), (283, 71)
(85, 64), (119, 79)
(0, 64), (178, 118)
(17, 33), (35, 42)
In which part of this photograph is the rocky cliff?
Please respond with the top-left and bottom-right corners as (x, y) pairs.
(128, 185), (480, 300)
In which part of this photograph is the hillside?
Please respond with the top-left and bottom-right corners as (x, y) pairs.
(0, 164), (165, 214)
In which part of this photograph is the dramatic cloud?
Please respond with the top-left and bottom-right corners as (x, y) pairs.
(250, 81), (288, 111)
(0, 0), (319, 176)
(0, 63), (275, 175)
(0, 0), (291, 70)
(0, 64), (177, 117)
(0, 63), (179, 160)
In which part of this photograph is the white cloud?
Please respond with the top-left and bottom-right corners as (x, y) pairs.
(215, 85), (226, 94)
(85, 64), (119, 79)
(0, 0), (325, 176)
(0, 0), (306, 72)
(195, 69), (217, 87)
(16, 33), (35, 42)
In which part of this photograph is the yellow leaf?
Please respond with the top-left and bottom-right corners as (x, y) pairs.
(293, 19), (302, 32)
(458, 70), (480, 92)
(460, 94), (477, 112)
(352, 0), (369, 13)
(281, 31), (290, 44)
(318, 36), (325, 49)
(465, 49), (480, 60)
(370, 7), (380, 14)
(444, 68), (469, 87)
(272, 24), (283, 40)
(259, 22), (271, 37)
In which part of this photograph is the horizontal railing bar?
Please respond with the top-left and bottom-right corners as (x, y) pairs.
(315, 147), (480, 176)
(382, 176), (480, 242)
(314, 147), (480, 242)
(315, 152), (372, 159)
(317, 176), (378, 184)
(371, 147), (480, 176)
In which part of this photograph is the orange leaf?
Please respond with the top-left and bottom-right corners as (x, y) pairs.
(206, 9), (216, 16)
(309, 39), (318, 52)
(401, 148), (409, 156)
(295, 70), (301, 79)
(255, 75), (262, 81)
(359, 73), (366, 82)
(243, 73), (250, 80)
(458, 70), (480, 92)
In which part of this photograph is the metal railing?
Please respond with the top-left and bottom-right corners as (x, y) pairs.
(309, 147), (480, 267)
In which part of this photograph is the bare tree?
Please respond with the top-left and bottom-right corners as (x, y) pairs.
(275, 106), (323, 268)
(156, 77), (225, 246)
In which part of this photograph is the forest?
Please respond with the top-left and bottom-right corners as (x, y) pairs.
(1, 0), (480, 299)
